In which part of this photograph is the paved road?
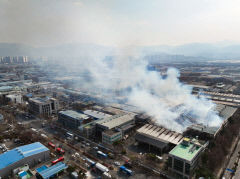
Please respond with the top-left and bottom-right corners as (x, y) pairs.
(223, 135), (240, 179)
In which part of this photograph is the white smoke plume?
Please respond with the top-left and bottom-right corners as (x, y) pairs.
(53, 51), (223, 132)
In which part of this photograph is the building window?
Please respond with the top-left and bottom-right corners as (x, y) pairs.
(174, 158), (184, 173)
(185, 163), (190, 175)
(168, 156), (172, 168)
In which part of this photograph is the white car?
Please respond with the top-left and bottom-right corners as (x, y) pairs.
(114, 161), (120, 166)
(93, 146), (99, 150)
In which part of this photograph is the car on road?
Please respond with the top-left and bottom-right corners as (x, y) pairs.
(93, 146), (99, 150)
(114, 161), (120, 166)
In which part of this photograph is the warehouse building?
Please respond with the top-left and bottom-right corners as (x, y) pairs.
(168, 138), (208, 179)
(36, 162), (68, 179)
(29, 97), (58, 116)
(0, 142), (50, 178)
(135, 124), (184, 153)
(197, 91), (240, 107)
(58, 110), (90, 129)
(185, 104), (237, 139)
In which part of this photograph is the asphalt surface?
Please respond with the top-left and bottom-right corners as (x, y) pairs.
(223, 135), (240, 179)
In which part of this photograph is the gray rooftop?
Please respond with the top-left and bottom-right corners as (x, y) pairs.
(29, 97), (53, 104)
(216, 104), (237, 120)
(0, 86), (13, 92)
(96, 113), (135, 129)
(59, 110), (89, 120)
(83, 110), (112, 119)
(136, 124), (184, 145)
(188, 124), (219, 136)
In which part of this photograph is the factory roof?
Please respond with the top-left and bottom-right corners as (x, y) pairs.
(200, 91), (240, 99)
(96, 113), (135, 129)
(136, 124), (184, 145)
(0, 86), (13, 92)
(216, 104), (237, 121)
(187, 124), (219, 136)
(83, 110), (112, 119)
(0, 142), (49, 170)
(37, 162), (68, 179)
(169, 138), (205, 162)
(102, 106), (127, 115)
(59, 110), (89, 120)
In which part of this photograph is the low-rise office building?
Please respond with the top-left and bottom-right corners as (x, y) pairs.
(0, 142), (50, 178)
(102, 129), (122, 145)
(58, 110), (89, 129)
(168, 138), (208, 179)
(29, 97), (58, 116)
(6, 94), (23, 104)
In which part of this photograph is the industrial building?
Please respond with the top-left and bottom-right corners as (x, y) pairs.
(58, 110), (90, 129)
(29, 97), (59, 116)
(168, 138), (208, 179)
(0, 142), (50, 178)
(36, 162), (68, 179)
(185, 104), (237, 139)
(135, 124), (184, 153)
(79, 113), (135, 139)
(197, 91), (240, 107)
(96, 113), (136, 133)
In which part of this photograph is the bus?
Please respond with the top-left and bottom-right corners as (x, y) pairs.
(51, 157), (64, 165)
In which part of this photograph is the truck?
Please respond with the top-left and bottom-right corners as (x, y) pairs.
(97, 151), (108, 158)
(119, 165), (133, 176)
(86, 158), (96, 167)
(56, 147), (65, 154)
(95, 163), (109, 173)
(48, 142), (56, 149)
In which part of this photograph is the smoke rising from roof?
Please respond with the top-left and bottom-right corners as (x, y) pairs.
(52, 52), (223, 132)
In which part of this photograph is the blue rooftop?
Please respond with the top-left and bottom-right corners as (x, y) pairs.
(36, 165), (48, 173)
(19, 171), (27, 178)
(0, 142), (49, 170)
(38, 162), (68, 179)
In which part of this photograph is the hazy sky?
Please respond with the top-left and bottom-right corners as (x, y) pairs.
(1, 0), (239, 47)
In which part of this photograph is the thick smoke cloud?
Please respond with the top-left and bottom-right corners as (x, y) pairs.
(54, 53), (223, 132)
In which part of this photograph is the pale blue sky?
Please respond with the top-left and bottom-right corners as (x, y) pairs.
(0, 0), (239, 46)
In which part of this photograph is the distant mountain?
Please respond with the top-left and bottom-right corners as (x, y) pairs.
(140, 42), (240, 59)
(1, 42), (240, 60)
